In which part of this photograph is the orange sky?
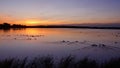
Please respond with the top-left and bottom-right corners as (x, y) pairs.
(0, 14), (120, 26)
(0, 0), (120, 26)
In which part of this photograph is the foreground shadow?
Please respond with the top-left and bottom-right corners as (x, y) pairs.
(0, 56), (120, 68)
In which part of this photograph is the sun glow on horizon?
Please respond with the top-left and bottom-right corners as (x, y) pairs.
(25, 20), (40, 25)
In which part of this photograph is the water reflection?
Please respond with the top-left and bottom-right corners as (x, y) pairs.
(0, 28), (120, 62)
(0, 28), (26, 32)
(0, 28), (11, 32)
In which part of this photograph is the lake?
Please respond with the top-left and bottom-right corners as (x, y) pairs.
(0, 28), (120, 62)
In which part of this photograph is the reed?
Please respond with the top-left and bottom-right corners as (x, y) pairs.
(0, 56), (120, 68)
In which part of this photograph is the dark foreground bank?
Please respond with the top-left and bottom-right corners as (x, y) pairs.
(0, 56), (120, 68)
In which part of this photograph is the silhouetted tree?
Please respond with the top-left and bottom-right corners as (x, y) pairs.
(3, 23), (11, 28)
(12, 24), (26, 28)
(0, 24), (2, 29)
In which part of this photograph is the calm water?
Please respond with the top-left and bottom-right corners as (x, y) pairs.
(0, 28), (120, 61)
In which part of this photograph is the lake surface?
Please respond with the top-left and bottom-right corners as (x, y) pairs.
(0, 28), (120, 62)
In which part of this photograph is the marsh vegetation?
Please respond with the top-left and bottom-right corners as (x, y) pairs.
(0, 56), (120, 68)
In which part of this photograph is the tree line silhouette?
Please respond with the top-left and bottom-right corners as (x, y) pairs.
(0, 22), (120, 29)
(0, 23), (26, 29)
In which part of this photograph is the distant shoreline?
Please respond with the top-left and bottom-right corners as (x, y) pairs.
(0, 26), (120, 30)
(26, 26), (120, 29)
(0, 23), (120, 29)
(1, 26), (120, 30)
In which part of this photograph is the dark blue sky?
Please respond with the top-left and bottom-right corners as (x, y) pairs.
(0, 0), (120, 26)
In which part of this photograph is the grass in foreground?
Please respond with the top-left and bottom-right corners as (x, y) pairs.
(0, 56), (120, 68)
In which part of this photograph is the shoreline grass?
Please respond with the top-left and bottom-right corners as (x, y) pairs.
(0, 56), (120, 68)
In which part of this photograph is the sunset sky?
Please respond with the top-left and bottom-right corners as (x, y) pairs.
(0, 0), (120, 26)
